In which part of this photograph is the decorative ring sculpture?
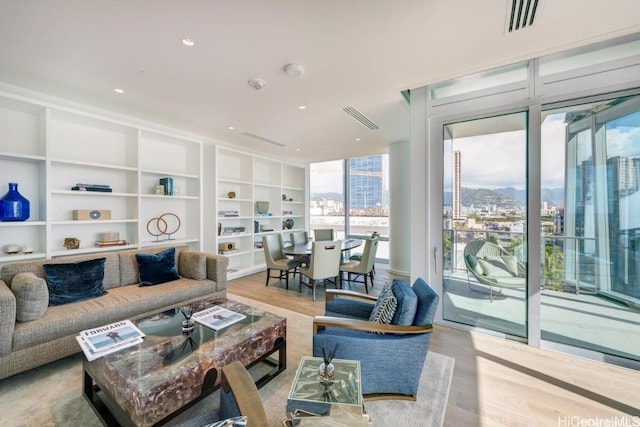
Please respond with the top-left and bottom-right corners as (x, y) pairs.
(147, 213), (181, 241)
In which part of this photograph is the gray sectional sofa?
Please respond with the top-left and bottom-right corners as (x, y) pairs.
(0, 245), (228, 380)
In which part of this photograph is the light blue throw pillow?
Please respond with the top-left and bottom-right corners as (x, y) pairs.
(390, 279), (418, 326)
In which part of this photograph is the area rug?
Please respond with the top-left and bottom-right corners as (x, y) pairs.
(0, 295), (454, 426)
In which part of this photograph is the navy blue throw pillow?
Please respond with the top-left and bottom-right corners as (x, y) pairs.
(135, 247), (180, 286)
(44, 258), (108, 306)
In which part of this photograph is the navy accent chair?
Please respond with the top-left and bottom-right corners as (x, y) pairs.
(312, 278), (439, 400)
(175, 361), (267, 427)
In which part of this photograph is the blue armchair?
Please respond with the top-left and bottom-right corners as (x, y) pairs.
(312, 278), (439, 400)
(175, 361), (267, 427)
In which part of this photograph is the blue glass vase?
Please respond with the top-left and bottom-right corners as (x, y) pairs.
(0, 182), (30, 221)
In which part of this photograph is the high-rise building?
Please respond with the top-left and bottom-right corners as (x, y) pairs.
(453, 150), (461, 219)
(349, 156), (383, 210)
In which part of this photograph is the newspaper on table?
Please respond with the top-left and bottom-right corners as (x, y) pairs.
(192, 306), (246, 331)
(76, 335), (144, 361)
(79, 319), (145, 353)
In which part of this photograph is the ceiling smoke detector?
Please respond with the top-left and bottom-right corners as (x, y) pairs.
(248, 78), (267, 90)
(284, 63), (305, 78)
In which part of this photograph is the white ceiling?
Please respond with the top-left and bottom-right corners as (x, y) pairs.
(0, 1), (639, 164)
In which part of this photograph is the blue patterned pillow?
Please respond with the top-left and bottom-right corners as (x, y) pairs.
(369, 284), (397, 324)
(44, 258), (107, 306)
(135, 247), (180, 286)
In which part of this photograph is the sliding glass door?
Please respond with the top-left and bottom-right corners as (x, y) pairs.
(442, 112), (528, 337)
(541, 94), (640, 361)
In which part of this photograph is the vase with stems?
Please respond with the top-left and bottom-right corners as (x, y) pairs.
(319, 343), (339, 381)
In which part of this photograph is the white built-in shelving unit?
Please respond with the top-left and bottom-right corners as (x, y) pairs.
(211, 146), (307, 279)
(0, 92), (203, 266)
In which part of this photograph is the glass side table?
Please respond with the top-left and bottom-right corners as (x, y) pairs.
(287, 357), (367, 423)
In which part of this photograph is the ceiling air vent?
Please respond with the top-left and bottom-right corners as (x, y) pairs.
(240, 132), (286, 147)
(506, 0), (539, 33)
(342, 106), (381, 131)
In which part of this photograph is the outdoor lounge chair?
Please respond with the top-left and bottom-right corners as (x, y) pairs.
(463, 239), (526, 301)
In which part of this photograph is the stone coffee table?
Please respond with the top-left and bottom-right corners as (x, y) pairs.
(82, 298), (286, 427)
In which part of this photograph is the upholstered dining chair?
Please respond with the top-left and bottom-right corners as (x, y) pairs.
(290, 230), (310, 265)
(312, 278), (439, 399)
(340, 236), (378, 293)
(262, 233), (301, 289)
(299, 240), (342, 301)
(175, 361), (268, 427)
(349, 231), (379, 277)
(290, 230), (309, 245)
(313, 229), (335, 241)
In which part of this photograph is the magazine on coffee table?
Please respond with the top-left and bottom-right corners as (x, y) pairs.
(76, 335), (144, 361)
(192, 306), (246, 331)
(79, 319), (145, 353)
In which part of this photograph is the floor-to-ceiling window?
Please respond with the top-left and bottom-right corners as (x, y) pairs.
(348, 155), (389, 260)
(540, 94), (640, 361)
(310, 160), (345, 238)
(310, 155), (390, 261)
(417, 32), (640, 367)
(442, 112), (528, 337)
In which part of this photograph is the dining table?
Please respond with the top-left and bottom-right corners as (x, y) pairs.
(282, 238), (363, 257)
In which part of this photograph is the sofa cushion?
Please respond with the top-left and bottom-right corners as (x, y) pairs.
(12, 272), (48, 322)
(1, 252), (120, 290)
(43, 258), (108, 306)
(368, 284), (397, 325)
(179, 251), (207, 280)
(498, 255), (519, 276)
(412, 278), (439, 326)
(11, 277), (217, 351)
(136, 247), (180, 286)
(466, 254), (484, 276)
(477, 257), (514, 277)
(390, 279), (418, 326)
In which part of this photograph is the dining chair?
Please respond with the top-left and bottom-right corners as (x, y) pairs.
(340, 236), (378, 293)
(290, 230), (310, 265)
(299, 240), (342, 301)
(313, 229), (335, 241)
(349, 231), (379, 277)
(262, 233), (302, 289)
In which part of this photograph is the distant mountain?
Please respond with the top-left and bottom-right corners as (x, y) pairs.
(492, 187), (564, 206)
(461, 187), (520, 209)
(443, 187), (564, 207)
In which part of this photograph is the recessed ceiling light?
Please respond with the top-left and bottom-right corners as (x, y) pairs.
(182, 38), (194, 47)
(227, 126), (235, 130)
(114, 88), (124, 94)
(296, 148), (301, 152)
(355, 138), (361, 141)
(298, 105), (306, 110)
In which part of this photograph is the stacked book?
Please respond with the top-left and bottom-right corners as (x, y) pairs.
(223, 226), (245, 235)
(76, 319), (145, 361)
(192, 306), (246, 331)
(71, 183), (113, 192)
(218, 210), (239, 217)
(95, 232), (128, 248)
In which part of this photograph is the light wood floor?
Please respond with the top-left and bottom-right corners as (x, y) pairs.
(228, 265), (640, 426)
